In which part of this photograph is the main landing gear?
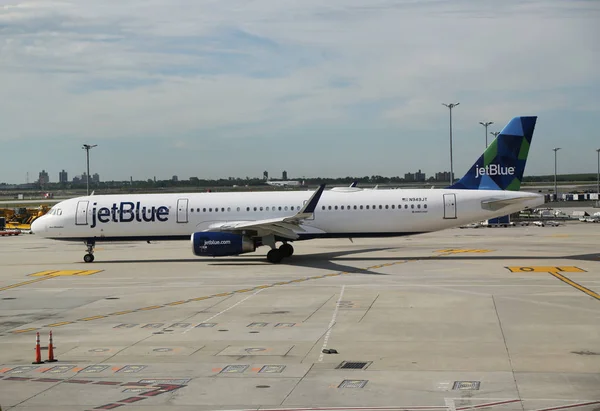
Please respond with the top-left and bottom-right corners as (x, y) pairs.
(266, 243), (294, 264)
(83, 240), (95, 263)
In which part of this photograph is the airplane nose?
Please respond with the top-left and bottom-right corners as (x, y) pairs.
(31, 217), (44, 234)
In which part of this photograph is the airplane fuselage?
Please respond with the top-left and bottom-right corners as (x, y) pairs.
(33, 188), (543, 242)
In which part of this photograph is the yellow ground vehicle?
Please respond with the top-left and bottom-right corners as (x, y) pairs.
(0, 205), (49, 230)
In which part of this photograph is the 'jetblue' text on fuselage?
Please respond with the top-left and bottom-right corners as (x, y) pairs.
(90, 202), (169, 228)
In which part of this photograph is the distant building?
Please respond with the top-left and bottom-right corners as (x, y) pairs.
(435, 171), (451, 182)
(404, 169), (426, 182)
(38, 170), (49, 185)
(72, 176), (82, 184)
(92, 173), (100, 183)
(282, 170), (288, 180)
(172, 175), (178, 182)
(263, 171), (269, 181)
(59, 170), (68, 183)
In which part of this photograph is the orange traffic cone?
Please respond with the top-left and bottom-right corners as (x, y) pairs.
(32, 332), (43, 364)
(45, 330), (57, 363)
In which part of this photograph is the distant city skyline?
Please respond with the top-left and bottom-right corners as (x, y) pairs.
(0, 1), (598, 184)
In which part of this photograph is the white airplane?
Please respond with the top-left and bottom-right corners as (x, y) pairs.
(265, 179), (303, 187)
(32, 116), (544, 264)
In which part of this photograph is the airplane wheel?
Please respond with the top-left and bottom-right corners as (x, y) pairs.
(267, 249), (283, 264)
(280, 243), (294, 257)
(83, 254), (95, 263)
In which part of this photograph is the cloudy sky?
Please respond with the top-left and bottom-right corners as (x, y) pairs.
(1, 0), (598, 184)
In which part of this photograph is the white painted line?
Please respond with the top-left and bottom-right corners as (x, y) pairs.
(318, 285), (345, 362)
(182, 289), (263, 334)
(445, 398), (456, 411)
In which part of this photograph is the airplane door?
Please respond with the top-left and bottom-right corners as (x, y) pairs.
(76, 201), (89, 225)
(177, 198), (189, 223)
(443, 194), (456, 219)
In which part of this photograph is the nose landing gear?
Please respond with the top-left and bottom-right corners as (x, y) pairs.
(83, 240), (95, 263)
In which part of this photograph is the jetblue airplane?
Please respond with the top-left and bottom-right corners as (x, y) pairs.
(31, 116), (544, 264)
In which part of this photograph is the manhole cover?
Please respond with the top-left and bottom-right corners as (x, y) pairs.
(258, 365), (285, 373)
(195, 323), (217, 328)
(337, 361), (371, 370)
(247, 322), (269, 328)
(453, 381), (480, 390)
(220, 365), (248, 374)
(338, 379), (368, 388)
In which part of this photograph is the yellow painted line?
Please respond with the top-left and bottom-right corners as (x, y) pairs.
(30, 270), (102, 277)
(549, 271), (600, 301)
(213, 292), (232, 297)
(137, 306), (162, 311)
(290, 279), (307, 283)
(254, 285), (272, 289)
(507, 266), (586, 273)
(165, 301), (187, 306)
(235, 289), (253, 293)
(46, 321), (74, 327)
(109, 310), (134, 315)
(0, 277), (52, 292)
(190, 297), (209, 301)
(79, 315), (108, 321)
(11, 328), (39, 334)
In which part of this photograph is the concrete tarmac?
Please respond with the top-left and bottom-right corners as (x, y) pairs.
(0, 222), (599, 411)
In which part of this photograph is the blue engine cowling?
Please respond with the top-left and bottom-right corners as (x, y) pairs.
(191, 232), (256, 257)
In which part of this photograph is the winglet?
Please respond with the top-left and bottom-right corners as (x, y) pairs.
(296, 184), (326, 217)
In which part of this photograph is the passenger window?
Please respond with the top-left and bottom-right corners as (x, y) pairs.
(203, 208), (206, 212)
(424, 204), (427, 209)
(341, 206), (344, 210)
(417, 204), (421, 209)
(373, 205), (376, 210)
(366, 205), (369, 210)
(260, 207), (263, 211)
(209, 208), (213, 212)
(322, 206), (325, 210)
(284, 206), (288, 211)
(254, 207), (257, 211)
(404, 205), (408, 209)
(379, 205), (383, 209)
(191, 208), (194, 212)
(266, 207), (270, 211)
(237, 207), (240, 211)
(391, 205), (395, 209)
(278, 206), (282, 211)
(411, 204), (414, 209)
(221, 208), (224, 212)
(328, 206), (332, 210)
(360, 205), (363, 210)
(215, 208), (218, 212)
(385, 205), (389, 209)
(227, 207), (231, 212)
(354, 205), (357, 210)
(334, 206), (338, 210)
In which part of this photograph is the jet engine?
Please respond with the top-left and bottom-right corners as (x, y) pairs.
(191, 232), (256, 257)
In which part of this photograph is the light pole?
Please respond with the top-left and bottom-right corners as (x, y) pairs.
(596, 148), (600, 196)
(82, 144), (97, 196)
(553, 147), (561, 202)
(490, 131), (500, 143)
(442, 102), (459, 185)
(479, 121), (493, 148)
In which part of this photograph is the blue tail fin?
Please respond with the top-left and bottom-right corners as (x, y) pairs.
(449, 116), (537, 191)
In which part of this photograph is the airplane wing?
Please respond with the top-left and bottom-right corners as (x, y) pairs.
(481, 196), (534, 211)
(204, 184), (326, 240)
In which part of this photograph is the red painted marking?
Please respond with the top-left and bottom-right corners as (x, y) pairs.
(532, 401), (600, 411)
(64, 379), (92, 384)
(35, 378), (62, 382)
(93, 381), (122, 386)
(211, 367), (222, 372)
(36, 368), (51, 372)
(0, 368), (11, 373)
(119, 396), (147, 404)
(251, 367), (261, 372)
(456, 400), (522, 410)
(111, 366), (123, 372)
(122, 382), (151, 387)
(224, 408), (446, 411)
(72, 367), (83, 372)
(4, 377), (31, 381)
